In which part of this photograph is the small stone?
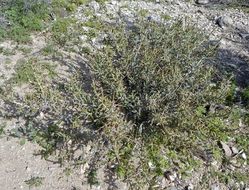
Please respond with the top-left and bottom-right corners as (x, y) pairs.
(241, 152), (247, 160)
(81, 162), (89, 174)
(211, 184), (219, 190)
(231, 146), (239, 155)
(219, 141), (232, 157)
(79, 35), (87, 42)
(239, 119), (244, 127)
(148, 161), (156, 169)
(216, 16), (233, 29)
(164, 170), (176, 182)
(167, 187), (178, 190)
(196, 0), (209, 5)
(110, 0), (118, 5)
(185, 184), (194, 190)
(240, 181), (245, 189)
(73, 45), (80, 53)
(48, 166), (56, 171)
(157, 176), (169, 189)
(25, 166), (31, 172)
(39, 112), (45, 119)
(230, 159), (241, 168)
(89, 1), (100, 12)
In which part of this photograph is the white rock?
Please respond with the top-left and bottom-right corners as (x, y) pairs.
(148, 161), (156, 169)
(211, 184), (219, 190)
(25, 166), (31, 172)
(196, 0), (209, 5)
(89, 1), (100, 13)
(110, 0), (118, 5)
(220, 141), (232, 157)
(186, 184), (194, 190)
(231, 146), (239, 155)
(164, 171), (176, 182)
(241, 152), (247, 160)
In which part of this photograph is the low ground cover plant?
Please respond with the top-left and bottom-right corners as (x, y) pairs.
(0, 0), (50, 42)
(0, 0), (87, 42)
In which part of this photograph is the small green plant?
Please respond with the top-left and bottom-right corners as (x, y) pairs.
(51, 18), (75, 45)
(242, 87), (249, 104)
(0, 124), (6, 137)
(11, 58), (56, 85)
(0, 0), (86, 43)
(87, 169), (99, 186)
(225, 82), (237, 105)
(161, 14), (171, 21)
(83, 18), (103, 30)
(2, 48), (16, 56)
(0, 28), (7, 41)
(18, 46), (32, 54)
(95, 0), (108, 4)
(138, 9), (149, 17)
(4, 58), (12, 65)
(63, 167), (72, 176)
(19, 138), (26, 146)
(41, 43), (56, 56)
(25, 176), (44, 188)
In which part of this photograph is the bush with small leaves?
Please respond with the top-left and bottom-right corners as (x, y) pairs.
(82, 20), (237, 186)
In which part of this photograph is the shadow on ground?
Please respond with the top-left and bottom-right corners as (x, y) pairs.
(214, 36), (249, 88)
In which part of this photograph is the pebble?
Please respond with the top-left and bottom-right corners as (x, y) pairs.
(168, 187), (178, 190)
(231, 146), (239, 155)
(216, 16), (233, 29)
(89, 1), (100, 12)
(185, 184), (194, 190)
(25, 166), (31, 172)
(219, 141), (232, 157)
(211, 184), (219, 190)
(164, 170), (177, 182)
(196, 0), (209, 5)
(241, 152), (247, 160)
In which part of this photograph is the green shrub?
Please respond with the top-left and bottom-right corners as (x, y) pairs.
(242, 87), (249, 105)
(0, 28), (7, 41)
(82, 20), (235, 186)
(11, 58), (57, 85)
(51, 18), (74, 45)
(88, 21), (228, 132)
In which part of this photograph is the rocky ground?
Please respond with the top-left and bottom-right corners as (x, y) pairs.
(0, 0), (249, 189)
